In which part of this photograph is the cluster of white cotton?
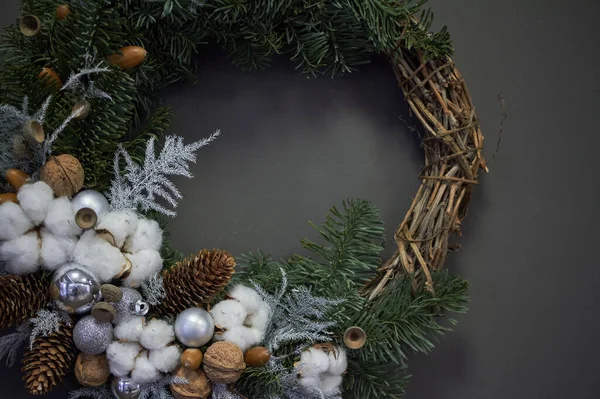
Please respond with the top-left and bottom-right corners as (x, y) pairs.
(106, 318), (181, 385)
(0, 181), (80, 274)
(296, 346), (347, 395)
(210, 284), (271, 351)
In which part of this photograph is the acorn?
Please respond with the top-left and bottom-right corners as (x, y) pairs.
(75, 207), (98, 229)
(107, 46), (147, 69)
(39, 67), (63, 89)
(5, 169), (30, 190)
(56, 5), (71, 20)
(181, 349), (203, 370)
(100, 284), (123, 303)
(19, 15), (41, 36)
(23, 120), (45, 144)
(39, 154), (84, 197)
(0, 193), (18, 204)
(244, 346), (271, 367)
(343, 326), (367, 349)
(91, 302), (117, 323)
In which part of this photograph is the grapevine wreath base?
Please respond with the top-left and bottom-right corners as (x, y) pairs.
(0, 1), (486, 399)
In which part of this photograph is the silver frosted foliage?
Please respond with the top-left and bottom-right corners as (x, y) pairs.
(73, 315), (113, 355)
(71, 190), (110, 216)
(52, 266), (101, 314)
(110, 375), (141, 399)
(113, 287), (143, 325)
(174, 307), (215, 347)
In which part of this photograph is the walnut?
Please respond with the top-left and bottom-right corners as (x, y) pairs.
(74, 353), (110, 387)
(40, 154), (84, 197)
(170, 366), (212, 399)
(203, 341), (246, 384)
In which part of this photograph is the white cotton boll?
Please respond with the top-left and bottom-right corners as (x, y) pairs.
(139, 319), (175, 350)
(246, 303), (271, 333)
(131, 352), (162, 384)
(114, 316), (145, 342)
(124, 218), (163, 253)
(302, 348), (330, 374)
(149, 345), (181, 373)
(122, 249), (163, 288)
(73, 230), (126, 282)
(44, 197), (81, 237)
(40, 230), (76, 270)
(327, 347), (347, 376)
(96, 210), (139, 248)
(321, 374), (343, 395)
(0, 202), (33, 241)
(1, 232), (40, 274)
(17, 182), (54, 225)
(298, 376), (321, 388)
(219, 326), (262, 352)
(210, 300), (248, 331)
(229, 285), (264, 314)
(106, 342), (142, 377)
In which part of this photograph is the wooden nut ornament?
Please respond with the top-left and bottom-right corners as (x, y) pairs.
(19, 15), (41, 36)
(39, 67), (63, 89)
(181, 348), (203, 370)
(107, 46), (147, 69)
(56, 5), (71, 20)
(170, 367), (212, 399)
(203, 341), (246, 384)
(75, 353), (110, 387)
(0, 193), (18, 204)
(5, 169), (30, 190)
(40, 154), (85, 197)
(244, 346), (271, 367)
(343, 326), (367, 349)
(76, 207), (98, 229)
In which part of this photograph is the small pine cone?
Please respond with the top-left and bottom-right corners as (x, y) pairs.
(154, 249), (235, 317)
(0, 272), (52, 329)
(22, 322), (76, 395)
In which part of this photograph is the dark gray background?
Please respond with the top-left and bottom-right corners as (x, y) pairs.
(2, 0), (599, 398)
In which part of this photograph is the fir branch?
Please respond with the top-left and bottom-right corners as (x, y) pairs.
(68, 385), (112, 399)
(0, 323), (31, 367)
(139, 375), (187, 399)
(29, 309), (70, 349)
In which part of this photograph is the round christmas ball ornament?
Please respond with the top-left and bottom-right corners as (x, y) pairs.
(0, 193), (18, 204)
(343, 326), (367, 349)
(72, 99), (91, 119)
(113, 287), (143, 325)
(75, 353), (110, 387)
(56, 4), (71, 20)
(5, 169), (30, 190)
(40, 154), (85, 197)
(73, 315), (113, 355)
(244, 346), (271, 367)
(174, 307), (215, 348)
(203, 341), (246, 384)
(72, 189), (110, 216)
(75, 207), (98, 229)
(38, 67), (63, 89)
(111, 375), (141, 399)
(181, 348), (203, 370)
(101, 284), (123, 303)
(19, 15), (41, 36)
(51, 266), (101, 314)
(107, 46), (147, 69)
(170, 367), (212, 399)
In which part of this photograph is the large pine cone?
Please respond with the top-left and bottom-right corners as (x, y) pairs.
(22, 322), (76, 395)
(0, 272), (52, 328)
(154, 249), (235, 317)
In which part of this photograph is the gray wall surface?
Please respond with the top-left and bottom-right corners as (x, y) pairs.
(1, 0), (599, 398)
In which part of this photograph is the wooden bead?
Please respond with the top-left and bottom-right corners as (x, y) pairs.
(5, 169), (30, 190)
(40, 154), (84, 197)
(343, 326), (367, 349)
(19, 15), (41, 36)
(39, 67), (62, 89)
(75, 207), (98, 229)
(181, 348), (203, 370)
(244, 346), (271, 367)
(0, 193), (18, 204)
(56, 5), (71, 20)
(107, 46), (147, 69)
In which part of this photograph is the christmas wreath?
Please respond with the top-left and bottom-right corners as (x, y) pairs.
(0, 1), (487, 398)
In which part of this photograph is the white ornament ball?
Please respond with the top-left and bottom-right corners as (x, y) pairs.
(73, 315), (113, 355)
(175, 307), (215, 348)
(71, 189), (110, 217)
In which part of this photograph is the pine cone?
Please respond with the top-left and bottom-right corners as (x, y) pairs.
(22, 322), (76, 395)
(155, 249), (235, 317)
(0, 272), (52, 328)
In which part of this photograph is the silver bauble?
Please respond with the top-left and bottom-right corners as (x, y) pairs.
(71, 189), (110, 216)
(133, 300), (149, 316)
(51, 266), (101, 314)
(174, 307), (215, 347)
(112, 287), (143, 325)
(73, 315), (113, 354)
(110, 375), (141, 399)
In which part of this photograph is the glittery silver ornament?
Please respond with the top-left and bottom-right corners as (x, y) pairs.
(133, 300), (149, 316)
(51, 266), (101, 314)
(113, 287), (143, 325)
(110, 375), (141, 399)
(71, 189), (110, 217)
(174, 307), (215, 347)
(73, 315), (113, 354)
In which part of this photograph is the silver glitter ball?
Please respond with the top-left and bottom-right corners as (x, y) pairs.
(51, 266), (101, 314)
(174, 307), (215, 347)
(73, 315), (113, 354)
(71, 189), (110, 216)
(110, 375), (141, 399)
(113, 287), (143, 325)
